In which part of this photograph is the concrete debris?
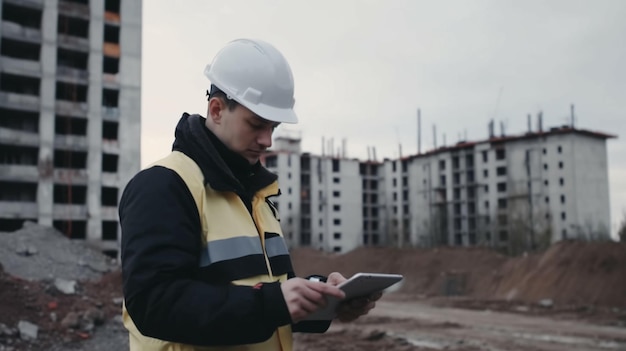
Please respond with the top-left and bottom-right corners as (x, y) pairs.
(0, 222), (126, 349)
(0, 323), (17, 337)
(17, 320), (38, 340)
(15, 245), (38, 256)
(0, 223), (116, 281)
(112, 297), (124, 307)
(59, 308), (106, 333)
(61, 312), (81, 330)
(54, 278), (77, 294)
(84, 307), (106, 326)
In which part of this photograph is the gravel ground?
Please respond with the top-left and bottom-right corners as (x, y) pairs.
(49, 316), (129, 351)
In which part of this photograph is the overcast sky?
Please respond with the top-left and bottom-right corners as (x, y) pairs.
(141, 0), (626, 236)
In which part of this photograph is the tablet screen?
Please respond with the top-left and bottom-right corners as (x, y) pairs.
(303, 272), (403, 321)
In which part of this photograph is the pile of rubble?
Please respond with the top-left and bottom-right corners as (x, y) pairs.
(0, 222), (126, 350)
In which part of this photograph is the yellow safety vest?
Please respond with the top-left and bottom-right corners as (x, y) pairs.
(123, 151), (292, 351)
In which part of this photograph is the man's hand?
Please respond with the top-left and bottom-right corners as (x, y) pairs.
(281, 278), (345, 323)
(328, 272), (382, 322)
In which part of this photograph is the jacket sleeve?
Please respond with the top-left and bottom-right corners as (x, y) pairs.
(120, 166), (292, 346)
(292, 320), (332, 333)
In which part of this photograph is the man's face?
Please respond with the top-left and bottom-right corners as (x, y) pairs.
(214, 103), (279, 164)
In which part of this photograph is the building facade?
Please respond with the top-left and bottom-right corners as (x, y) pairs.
(0, 0), (141, 256)
(264, 125), (614, 254)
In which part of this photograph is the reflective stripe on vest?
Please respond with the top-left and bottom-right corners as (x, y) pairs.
(200, 235), (289, 266)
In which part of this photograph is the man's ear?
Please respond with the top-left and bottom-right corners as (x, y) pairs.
(208, 98), (224, 124)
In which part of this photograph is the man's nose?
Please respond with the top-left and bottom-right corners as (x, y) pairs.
(258, 127), (273, 148)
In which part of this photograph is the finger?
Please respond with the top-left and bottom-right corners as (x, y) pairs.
(289, 293), (327, 322)
(300, 296), (324, 313)
(307, 281), (345, 299)
(327, 272), (347, 286)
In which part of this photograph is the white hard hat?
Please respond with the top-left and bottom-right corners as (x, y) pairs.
(204, 39), (298, 124)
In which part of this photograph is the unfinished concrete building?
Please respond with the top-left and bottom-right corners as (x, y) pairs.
(264, 112), (614, 254)
(0, 0), (141, 256)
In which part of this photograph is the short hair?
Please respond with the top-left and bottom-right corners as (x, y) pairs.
(207, 84), (239, 111)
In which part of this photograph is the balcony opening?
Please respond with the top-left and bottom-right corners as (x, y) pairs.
(497, 182), (507, 192)
(0, 218), (37, 232)
(55, 115), (87, 136)
(102, 153), (118, 172)
(104, 24), (120, 43)
(0, 73), (40, 96)
(0, 108), (39, 132)
(53, 149), (87, 169)
(102, 220), (118, 241)
(56, 81), (88, 102)
(57, 48), (88, 70)
(495, 148), (506, 160)
(53, 219), (86, 239)
(105, 0), (121, 13)
(332, 159), (340, 172)
(53, 184), (87, 204)
(103, 56), (119, 74)
(101, 186), (118, 206)
(1, 38), (40, 61)
(2, 3), (42, 29)
(102, 121), (118, 140)
(57, 14), (89, 38)
(0, 144), (38, 165)
(0, 181), (37, 201)
(102, 88), (119, 107)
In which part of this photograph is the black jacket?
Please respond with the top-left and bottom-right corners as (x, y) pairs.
(119, 113), (329, 346)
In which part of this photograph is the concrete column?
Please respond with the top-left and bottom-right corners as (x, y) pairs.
(37, 0), (59, 227)
(118, 0), (142, 179)
(87, 0), (104, 241)
(117, 0), (143, 252)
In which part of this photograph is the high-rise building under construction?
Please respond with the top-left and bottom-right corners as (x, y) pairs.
(0, 0), (141, 256)
(264, 120), (615, 255)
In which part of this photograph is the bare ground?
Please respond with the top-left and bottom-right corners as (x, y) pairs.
(1, 224), (626, 350)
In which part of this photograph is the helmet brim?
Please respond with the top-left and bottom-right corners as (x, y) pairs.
(239, 100), (299, 124)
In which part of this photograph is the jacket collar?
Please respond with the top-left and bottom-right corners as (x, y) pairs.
(171, 113), (278, 195)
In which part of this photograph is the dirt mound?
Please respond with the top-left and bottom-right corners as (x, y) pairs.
(492, 240), (626, 307)
(291, 241), (626, 308)
(291, 246), (508, 297)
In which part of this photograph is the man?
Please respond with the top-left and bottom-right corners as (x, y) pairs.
(119, 39), (379, 351)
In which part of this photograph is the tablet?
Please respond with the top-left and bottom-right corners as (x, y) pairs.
(303, 272), (403, 321)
